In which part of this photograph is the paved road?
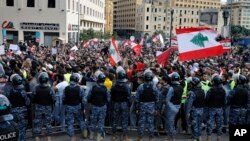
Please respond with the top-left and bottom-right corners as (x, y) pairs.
(27, 131), (230, 141)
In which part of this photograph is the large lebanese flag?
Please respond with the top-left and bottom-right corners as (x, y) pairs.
(176, 27), (224, 61)
(130, 42), (142, 56)
(157, 46), (178, 67)
(109, 37), (121, 66)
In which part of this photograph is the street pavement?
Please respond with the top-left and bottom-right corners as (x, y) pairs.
(27, 130), (230, 141)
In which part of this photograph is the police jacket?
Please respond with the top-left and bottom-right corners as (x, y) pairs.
(63, 83), (84, 106)
(32, 85), (55, 106)
(186, 87), (205, 114)
(135, 82), (159, 106)
(8, 86), (30, 108)
(228, 85), (249, 108)
(111, 80), (131, 102)
(166, 82), (183, 105)
(206, 85), (226, 108)
(88, 83), (110, 107)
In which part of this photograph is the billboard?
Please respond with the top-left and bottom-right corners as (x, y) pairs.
(199, 9), (219, 25)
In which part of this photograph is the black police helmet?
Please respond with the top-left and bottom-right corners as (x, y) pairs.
(97, 73), (106, 83)
(70, 73), (80, 83)
(191, 77), (200, 86)
(212, 75), (222, 85)
(38, 72), (49, 84)
(237, 75), (247, 85)
(10, 74), (23, 86)
(171, 73), (180, 82)
(117, 71), (126, 80)
(144, 72), (153, 82)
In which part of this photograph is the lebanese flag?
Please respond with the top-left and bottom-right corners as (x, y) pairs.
(152, 34), (164, 44)
(171, 38), (178, 46)
(176, 27), (224, 61)
(220, 39), (231, 52)
(156, 46), (178, 67)
(130, 42), (142, 56)
(109, 37), (121, 66)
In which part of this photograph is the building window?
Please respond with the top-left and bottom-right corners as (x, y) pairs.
(27, 0), (35, 7)
(154, 25), (156, 29)
(73, 0), (75, 10)
(68, 0), (70, 9)
(6, 0), (14, 6)
(146, 16), (149, 21)
(48, 0), (55, 8)
(146, 25), (149, 29)
(155, 17), (157, 21)
(147, 7), (149, 12)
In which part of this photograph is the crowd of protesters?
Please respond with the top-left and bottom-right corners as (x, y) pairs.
(0, 40), (250, 141)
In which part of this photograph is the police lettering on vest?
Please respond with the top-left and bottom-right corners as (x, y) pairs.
(139, 84), (155, 102)
(0, 132), (16, 140)
(89, 85), (107, 107)
(64, 85), (81, 106)
(111, 83), (128, 102)
(8, 90), (25, 108)
(34, 86), (53, 106)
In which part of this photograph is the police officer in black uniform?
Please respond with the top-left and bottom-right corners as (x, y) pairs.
(7, 74), (30, 141)
(111, 71), (131, 141)
(186, 77), (205, 141)
(32, 72), (55, 141)
(206, 74), (226, 141)
(0, 94), (19, 141)
(228, 75), (249, 125)
(63, 73), (87, 141)
(88, 73), (110, 141)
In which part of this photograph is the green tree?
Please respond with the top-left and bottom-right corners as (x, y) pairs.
(231, 25), (250, 38)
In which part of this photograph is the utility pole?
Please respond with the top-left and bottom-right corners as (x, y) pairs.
(169, 9), (174, 48)
(229, 0), (233, 39)
(77, 0), (80, 45)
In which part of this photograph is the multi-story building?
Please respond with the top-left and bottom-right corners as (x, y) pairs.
(223, 0), (250, 29)
(135, 0), (168, 35)
(0, 0), (105, 45)
(170, 0), (221, 9)
(104, 0), (113, 34)
(135, 0), (223, 37)
(113, 0), (142, 37)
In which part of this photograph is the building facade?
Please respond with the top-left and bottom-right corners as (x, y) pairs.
(135, 0), (223, 37)
(0, 0), (105, 46)
(136, 0), (170, 36)
(104, 0), (113, 34)
(224, 0), (250, 29)
(113, 0), (142, 37)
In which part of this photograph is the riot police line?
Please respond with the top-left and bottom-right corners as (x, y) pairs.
(0, 70), (250, 141)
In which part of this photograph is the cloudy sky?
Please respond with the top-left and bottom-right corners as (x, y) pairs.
(221, 0), (227, 3)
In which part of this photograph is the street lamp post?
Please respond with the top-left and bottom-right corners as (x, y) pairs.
(169, 9), (174, 48)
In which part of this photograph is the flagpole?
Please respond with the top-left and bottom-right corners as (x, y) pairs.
(169, 9), (174, 48)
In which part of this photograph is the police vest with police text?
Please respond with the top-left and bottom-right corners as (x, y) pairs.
(0, 121), (19, 141)
(64, 85), (81, 106)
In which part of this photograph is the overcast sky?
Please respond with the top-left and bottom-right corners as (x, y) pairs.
(221, 0), (227, 3)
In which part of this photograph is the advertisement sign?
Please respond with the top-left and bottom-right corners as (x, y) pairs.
(199, 9), (219, 25)
(20, 22), (60, 30)
(35, 32), (40, 42)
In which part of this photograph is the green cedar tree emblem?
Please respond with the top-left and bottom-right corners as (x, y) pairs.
(190, 33), (209, 47)
(110, 49), (115, 55)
